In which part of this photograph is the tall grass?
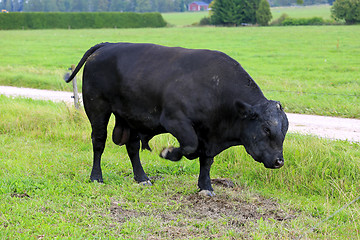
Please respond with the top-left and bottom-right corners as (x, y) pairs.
(1, 96), (359, 238)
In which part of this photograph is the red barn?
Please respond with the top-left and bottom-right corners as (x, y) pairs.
(188, 1), (209, 11)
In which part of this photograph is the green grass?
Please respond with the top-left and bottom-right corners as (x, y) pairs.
(271, 4), (332, 20)
(162, 11), (209, 26)
(162, 5), (332, 26)
(1, 96), (359, 239)
(0, 26), (359, 118)
(1, 7), (359, 238)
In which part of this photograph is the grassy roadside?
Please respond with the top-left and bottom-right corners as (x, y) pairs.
(1, 96), (359, 239)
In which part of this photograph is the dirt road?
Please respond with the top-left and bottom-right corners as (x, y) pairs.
(1, 85), (359, 142)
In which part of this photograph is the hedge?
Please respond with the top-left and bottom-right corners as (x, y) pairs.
(0, 12), (167, 30)
(281, 17), (326, 26)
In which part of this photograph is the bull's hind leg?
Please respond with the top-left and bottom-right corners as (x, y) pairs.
(84, 100), (112, 183)
(159, 111), (198, 161)
(126, 132), (151, 185)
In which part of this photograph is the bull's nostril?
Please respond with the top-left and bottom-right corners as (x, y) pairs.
(275, 158), (284, 168)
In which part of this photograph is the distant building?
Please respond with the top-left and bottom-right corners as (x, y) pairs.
(188, 1), (209, 11)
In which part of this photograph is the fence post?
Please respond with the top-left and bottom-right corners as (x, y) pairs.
(70, 64), (80, 109)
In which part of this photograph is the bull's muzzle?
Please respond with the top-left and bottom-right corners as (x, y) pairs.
(273, 158), (284, 169)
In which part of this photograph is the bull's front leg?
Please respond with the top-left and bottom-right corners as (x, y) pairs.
(159, 111), (198, 162)
(198, 156), (215, 197)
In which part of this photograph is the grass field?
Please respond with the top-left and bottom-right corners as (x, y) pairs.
(162, 5), (332, 26)
(271, 4), (332, 20)
(162, 11), (209, 26)
(0, 9), (359, 238)
(0, 26), (359, 118)
(0, 96), (359, 239)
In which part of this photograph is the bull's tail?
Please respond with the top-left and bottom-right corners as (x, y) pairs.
(64, 42), (109, 83)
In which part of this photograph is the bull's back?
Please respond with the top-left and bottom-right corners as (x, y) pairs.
(82, 43), (265, 130)
(83, 43), (232, 107)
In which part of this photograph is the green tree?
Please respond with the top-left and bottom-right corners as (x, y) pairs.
(256, 0), (272, 25)
(178, 0), (187, 11)
(24, 0), (44, 11)
(71, 0), (88, 11)
(43, 0), (59, 11)
(135, 0), (152, 12)
(331, 0), (360, 24)
(97, 0), (110, 11)
(211, 0), (263, 26)
(7, 0), (205, 13)
(109, 0), (130, 11)
(5, 0), (12, 11)
(56, 0), (72, 12)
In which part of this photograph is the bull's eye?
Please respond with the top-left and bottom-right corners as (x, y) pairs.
(263, 127), (271, 136)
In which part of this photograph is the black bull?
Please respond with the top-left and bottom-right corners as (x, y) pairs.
(65, 42), (289, 196)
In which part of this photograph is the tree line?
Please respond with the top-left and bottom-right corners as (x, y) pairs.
(0, 0), (336, 13)
(0, 0), (213, 12)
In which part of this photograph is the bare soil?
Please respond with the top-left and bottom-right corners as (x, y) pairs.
(110, 179), (297, 239)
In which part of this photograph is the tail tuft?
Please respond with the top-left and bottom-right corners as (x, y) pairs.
(63, 72), (71, 83)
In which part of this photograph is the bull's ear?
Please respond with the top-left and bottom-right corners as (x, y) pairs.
(235, 100), (257, 119)
(275, 101), (283, 110)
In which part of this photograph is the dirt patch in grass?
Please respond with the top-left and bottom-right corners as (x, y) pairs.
(10, 192), (30, 198)
(110, 178), (298, 238)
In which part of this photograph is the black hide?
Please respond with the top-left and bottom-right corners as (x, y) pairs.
(65, 42), (289, 193)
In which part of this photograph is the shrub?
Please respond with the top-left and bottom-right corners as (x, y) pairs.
(270, 13), (289, 26)
(282, 17), (326, 25)
(199, 16), (212, 25)
(210, 0), (261, 26)
(256, 0), (272, 26)
(331, 0), (360, 24)
(271, 15), (327, 26)
(0, 12), (166, 30)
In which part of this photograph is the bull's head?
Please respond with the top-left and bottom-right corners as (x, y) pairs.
(236, 100), (289, 169)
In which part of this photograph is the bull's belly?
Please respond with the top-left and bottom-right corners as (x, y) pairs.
(114, 106), (164, 134)
(127, 115), (164, 133)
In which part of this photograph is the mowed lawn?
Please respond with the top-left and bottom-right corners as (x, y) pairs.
(0, 25), (359, 118)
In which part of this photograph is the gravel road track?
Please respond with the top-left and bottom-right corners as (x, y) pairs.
(1, 85), (359, 142)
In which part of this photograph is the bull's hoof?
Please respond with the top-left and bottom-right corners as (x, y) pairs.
(90, 177), (104, 183)
(160, 147), (174, 159)
(160, 147), (183, 161)
(139, 180), (152, 186)
(199, 190), (216, 197)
